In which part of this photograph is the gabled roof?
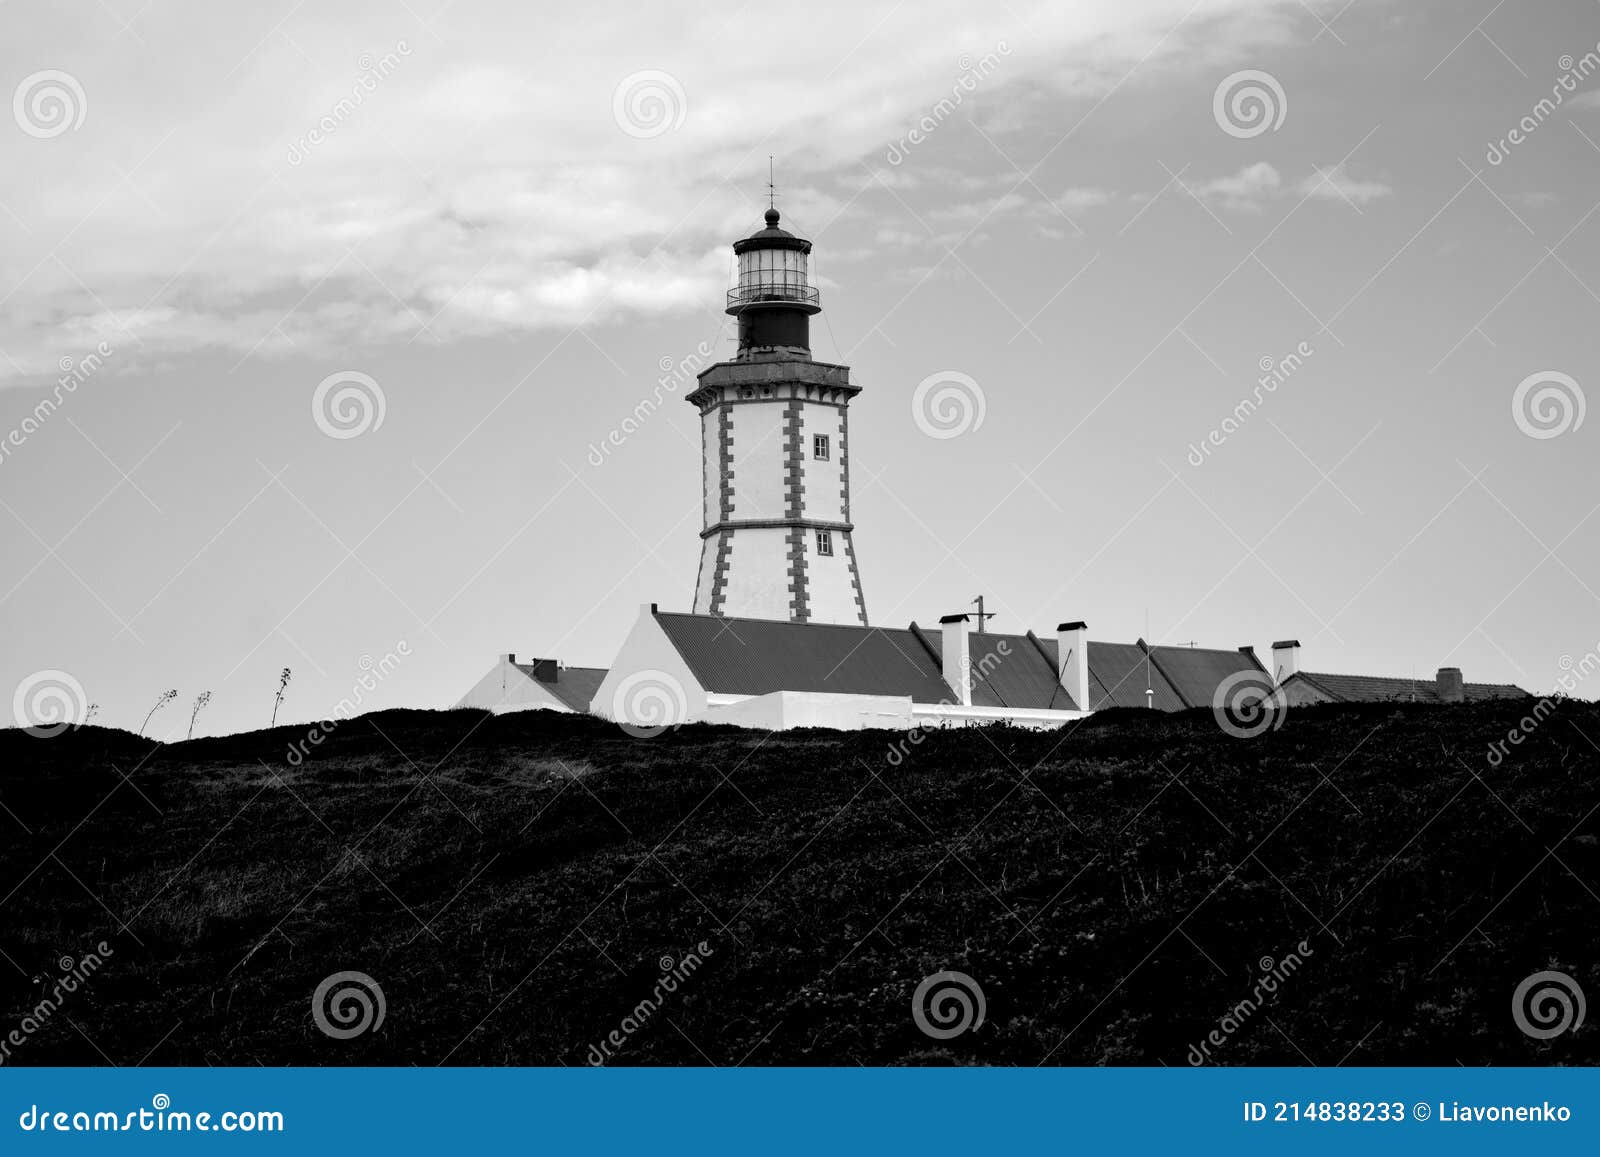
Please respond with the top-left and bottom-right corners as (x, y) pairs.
(513, 664), (609, 712)
(920, 629), (1075, 710)
(1287, 671), (1529, 705)
(654, 612), (951, 701)
(655, 610), (1263, 713)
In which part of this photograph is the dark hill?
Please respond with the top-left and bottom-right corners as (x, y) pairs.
(1, 699), (1597, 1065)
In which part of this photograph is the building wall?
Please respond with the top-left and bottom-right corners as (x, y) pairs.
(1281, 677), (1336, 707)
(455, 657), (574, 714)
(803, 530), (865, 624)
(690, 363), (867, 626)
(717, 527), (791, 620)
(692, 536), (719, 615)
(797, 402), (846, 524)
(727, 402), (786, 520)
(591, 607), (710, 726)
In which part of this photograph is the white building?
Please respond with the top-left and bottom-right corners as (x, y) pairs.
(688, 207), (867, 625)
(457, 205), (1269, 730)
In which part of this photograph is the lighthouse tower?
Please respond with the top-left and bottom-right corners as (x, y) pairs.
(687, 206), (868, 625)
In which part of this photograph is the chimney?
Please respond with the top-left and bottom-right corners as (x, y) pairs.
(1436, 666), (1464, 704)
(1056, 621), (1090, 711)
(530, 658), (559, 683)
(1271, 639), (1301, 684)
(500, 652), (516, 665)
(939, 614), (972, 706)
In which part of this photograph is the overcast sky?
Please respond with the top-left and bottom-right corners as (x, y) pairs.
(3, 0), (1599, 737)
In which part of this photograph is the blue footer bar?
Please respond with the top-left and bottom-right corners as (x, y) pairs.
(2, 1068), (1594, 1153)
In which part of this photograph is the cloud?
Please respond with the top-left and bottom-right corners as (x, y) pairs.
(1194, 162), (1283, 211)
(1297, 164), (1393, 205)
(1181, 162), (1390, 213)
(0, 0), (1328, 387)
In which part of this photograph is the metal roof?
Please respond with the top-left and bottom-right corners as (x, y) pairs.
(513, 664), (609, 713)
(1290, 671), (1529, 705)
(654, 612), (952, 701)
(921, 630), (1076, 710)
(1145, 645), (1266, 709)
(653, 611), (1276, 713)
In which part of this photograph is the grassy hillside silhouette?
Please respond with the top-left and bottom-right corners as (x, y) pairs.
(2, 699), (1596, 1065)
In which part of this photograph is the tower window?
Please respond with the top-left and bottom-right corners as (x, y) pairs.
(816, 530), (834, 556)
(813, 434), (830, 460)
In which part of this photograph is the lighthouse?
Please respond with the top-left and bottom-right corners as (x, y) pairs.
(686, 206), (868, 625)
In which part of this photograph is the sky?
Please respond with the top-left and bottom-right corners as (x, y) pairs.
(2, 0), (1599, 738)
